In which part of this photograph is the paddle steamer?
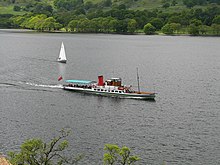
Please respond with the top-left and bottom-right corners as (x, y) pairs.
(63, 75), (156, 100)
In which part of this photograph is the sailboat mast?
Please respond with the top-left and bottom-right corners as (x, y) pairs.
(137, 68), (140, 93)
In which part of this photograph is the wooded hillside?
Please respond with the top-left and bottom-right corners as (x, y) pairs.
(1, 0), (220, 35)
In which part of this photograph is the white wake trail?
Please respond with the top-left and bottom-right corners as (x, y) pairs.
(22, 82), (64, 89)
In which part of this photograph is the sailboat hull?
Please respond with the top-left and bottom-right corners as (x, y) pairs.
(57, 59), (67, 63)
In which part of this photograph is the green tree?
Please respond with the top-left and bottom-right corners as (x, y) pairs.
(171, 0), (177, 6)
(68, 20), (79, 32)
(54, 0), (84, 11)
(170, 23), (181, 33)
(143, 23), (156, 35)
(26, 14), (47, 30)
(211, 23), (220, 35)
(91, 17), (103, 32)
(178, 10), (192, 26)
(118, 4), (126, 10)
(115, 19), (128, 33)
(101, 17), (111, 32)
(127, 19), (137, 33)
(150, 18), (163, 30)
(33, 2), (53, 16)
(103, 0), (112, 7)
(161, 23), (175, 34)
(168, 15), (182, 24)
(54, 11), (79, 27)
(42, 17), (57, 31)
(8, 129), (83, 165)
(103, 144), (140, 165)
(212, 15), (220, 24)
(10, 15), (26, 28)
(134, 10), (149, 29)
(203, 6), (220, 26)
(77, 18), (90, 32)
(88, 20), (98, 32)
(0, 14), (13, 28)
(109, 18), (119, 32)
(162, 2), (170, 8)
(54, 22), (62, 30)
(20, 17), (32, 29)
(193, 8), (204, 21)
(162, 23), (181, 34)
(190, 19), (202, 26)
(199, 25), (210, 34)
(74, 7), (86, 15)
(84, 1), (94, 10)
(188, 23), (200, 35)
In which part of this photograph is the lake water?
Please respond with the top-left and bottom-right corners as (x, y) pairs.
(0, 30), (220, 165)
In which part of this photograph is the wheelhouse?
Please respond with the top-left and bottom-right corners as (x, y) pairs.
(106, 78), (122, 86)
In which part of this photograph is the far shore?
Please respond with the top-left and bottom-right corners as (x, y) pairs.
(1, 28), (219, 37)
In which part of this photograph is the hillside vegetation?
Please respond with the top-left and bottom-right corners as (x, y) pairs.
(1, 0), (220, 35)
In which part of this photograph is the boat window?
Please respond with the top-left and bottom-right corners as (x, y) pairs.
(115, 91), (119, 93)
(101, 89), (104, 91)
(97, 89), (100, 91)
(112, 90), (114, 92)
(94, 89), (97, 91)
(119, 91), (122, 93)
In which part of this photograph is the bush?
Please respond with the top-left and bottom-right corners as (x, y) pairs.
(143, 23), (156, 35)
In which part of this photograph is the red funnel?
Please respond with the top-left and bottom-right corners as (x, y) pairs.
(98, 75), (104, 86)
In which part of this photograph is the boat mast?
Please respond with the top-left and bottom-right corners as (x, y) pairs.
(136, 68), (140, 93)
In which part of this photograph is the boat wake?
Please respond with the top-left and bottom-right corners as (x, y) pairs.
(0, 82), (18, 87)
(23, 82), (63, 89)
(0, 81), (63, 92)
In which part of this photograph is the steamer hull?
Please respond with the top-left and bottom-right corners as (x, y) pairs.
(63, 86), (156, 100)
(63, 76), (156, 100)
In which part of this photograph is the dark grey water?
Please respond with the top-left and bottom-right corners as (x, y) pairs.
(0, 30), (220, 165)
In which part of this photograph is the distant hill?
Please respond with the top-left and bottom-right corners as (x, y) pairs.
(1, 0), (220, 15)
(1, 0), (220, 35)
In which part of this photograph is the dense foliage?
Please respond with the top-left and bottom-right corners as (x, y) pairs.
(103, 144), (140, 165)
(6, 129), (140, 165)
(1, 0), (220, 35)
(8, 129), (83, 165)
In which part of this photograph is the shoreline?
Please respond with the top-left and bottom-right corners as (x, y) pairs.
(1, 28), (220, 37)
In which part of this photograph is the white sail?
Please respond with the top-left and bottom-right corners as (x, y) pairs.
(57, 42), (67, 63)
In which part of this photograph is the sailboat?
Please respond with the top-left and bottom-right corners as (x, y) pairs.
(57, 42), (67, 63)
